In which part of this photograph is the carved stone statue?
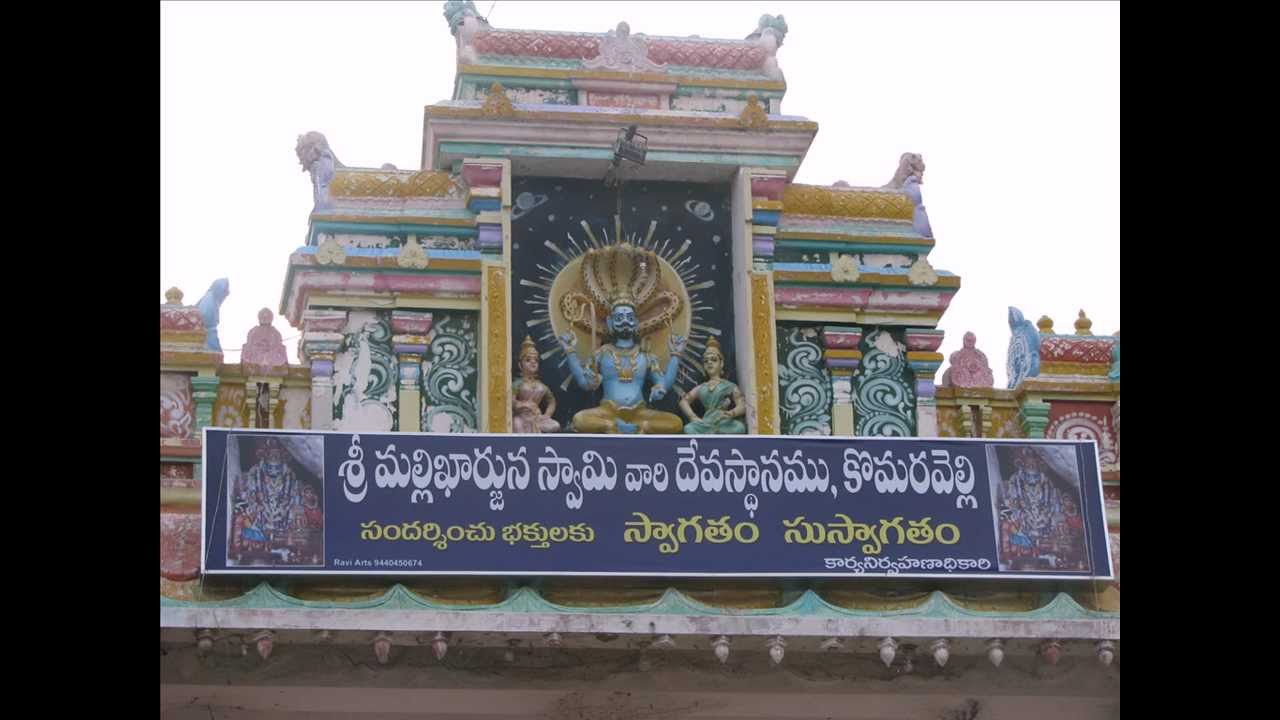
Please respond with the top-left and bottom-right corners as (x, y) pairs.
(902, 174), (933, 238)
(583, 22), (664, 73)
(882, 152), (926, 189)
(941, 332), (994, 388)
(679, 337), (746, 434)
(242, 308), (289, 376)
(512, 336), (561, 434)
(555, 243), (688, 434)
(196, 278), (230, 351)
(559, 302), (686, 434)
(747, 14), (788, 46)
(295, 131), (343, 211)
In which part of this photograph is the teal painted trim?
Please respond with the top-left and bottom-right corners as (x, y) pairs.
(460, 74), (577, 90)
(776, 281), (952, 293)
(474, 54), (583, 70)
(296, 247), (483, 261)
(160, 584), (1116, 620)
(310, 223), (477, 241)
(298, 264), (480, 278)
(776, 239), (934, 255)
(437, 142), (801, 168)
(672, 87), (785, 99)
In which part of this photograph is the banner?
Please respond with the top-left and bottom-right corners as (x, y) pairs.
(201, 429), (1112, 579)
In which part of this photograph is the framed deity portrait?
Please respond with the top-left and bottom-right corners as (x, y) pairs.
(985, 443), (1091, 574)
(224, 433), (326, 568)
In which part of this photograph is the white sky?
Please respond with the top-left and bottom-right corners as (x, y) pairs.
(161, 1), (1118, 387)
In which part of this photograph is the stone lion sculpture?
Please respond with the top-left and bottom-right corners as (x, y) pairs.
(296, 131), (343, 211)
(882, 152), (926, 189)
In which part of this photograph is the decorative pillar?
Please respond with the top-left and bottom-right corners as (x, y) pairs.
(480, 263), (511, 433)
(980, 405), (994, 437)
(822, 326), (862, 436)
(748, 271), (780, 434)
(1019, 399), (1051, 438)
(906, 329), (945, 438)
(391, 311), (433, 433)
(463, 159), (510, 259)
(1111, 397), (1120, 461)
(301, 309), (347, 431)
(190, 375), (220, 435)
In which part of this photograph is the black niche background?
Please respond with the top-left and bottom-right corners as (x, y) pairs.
(510, 176), (736, 432)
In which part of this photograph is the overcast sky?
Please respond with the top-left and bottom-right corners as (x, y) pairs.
(161, 1), (1118, 387)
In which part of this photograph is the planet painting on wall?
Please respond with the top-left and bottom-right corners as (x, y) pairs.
(685, 199), (715, 222)
(512, 192), (549, 219)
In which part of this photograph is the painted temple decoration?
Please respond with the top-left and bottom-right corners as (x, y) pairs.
(195, 278), (230, 352)
(853, 329), (917, 436)
(509, 178), (734, 433)
(160, 373), (194, 439)
(332, 311), (397, 432)
(421, 313), (479, 434)
(214, 385), (248, 427)
(161, 9), (1119, 688)
(777, 326), (832, 436)
(1046, 401), (1119, 468)
(513, 336), (561, 434)
(941, 332), (995, 389)
(679, 337), (747, 434)
(295, 131), (342, 212)
(1005, 307), (1041, 389)
(241, 309), (288, 374)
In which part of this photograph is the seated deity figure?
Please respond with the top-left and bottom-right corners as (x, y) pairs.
(679, 337), (746, 434)
(239, 438), (303, 553)
(558, 292), (687, 434)
(512, 335), (561, 434)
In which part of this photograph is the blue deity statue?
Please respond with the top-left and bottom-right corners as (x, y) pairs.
(558, 298), (686, 434)
(196, 278), (230, 351)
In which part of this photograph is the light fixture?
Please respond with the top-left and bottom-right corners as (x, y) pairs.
(605, 125), (647, 187)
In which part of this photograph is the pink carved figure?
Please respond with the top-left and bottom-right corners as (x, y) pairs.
(941, 332), (995, 388)
(241, 308), (288, 375)
(512, 336), (561, 434)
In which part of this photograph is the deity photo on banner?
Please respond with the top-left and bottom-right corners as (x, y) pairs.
(985, 444), (1090, 573)
(225, 434), (326, 567)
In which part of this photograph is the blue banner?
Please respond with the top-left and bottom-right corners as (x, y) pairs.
(201, 429), (1112, 579)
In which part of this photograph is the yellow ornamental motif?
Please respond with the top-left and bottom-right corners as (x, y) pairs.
(482, 82), (517, 118)
(316, 238), (347, 265)
(397, 237), (430, 269)
(782, 184), (914, 221)
(738, 94), (769, 130)
(908, 255), (939, 286)
(328, 169), (461, 198)
(830, 253), (860, 283)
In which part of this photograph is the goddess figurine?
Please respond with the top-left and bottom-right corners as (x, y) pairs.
(679, 337), (747, 434)
(512, 336), (561, 433)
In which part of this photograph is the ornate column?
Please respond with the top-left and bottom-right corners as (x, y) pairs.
(190, 375), (220, 435)
(749, 171), (786, 269)
(1019, 399), (1051, 438)
(905, 329), (945, 437)
(301, 309), (347, 430)
(822, 326), (862, 436)
(480, 263), (511, 433)
(391, 311), (433, 433)
(748, 271), (780, 434)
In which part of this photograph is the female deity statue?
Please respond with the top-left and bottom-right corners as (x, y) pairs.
(679, 337), (746, 434)
(512, 336), (561, 433)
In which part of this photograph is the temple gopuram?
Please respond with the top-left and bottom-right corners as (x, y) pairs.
(161, 4), (1119, 718)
